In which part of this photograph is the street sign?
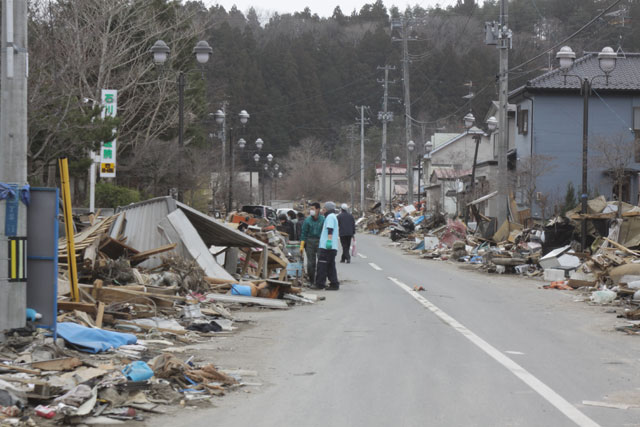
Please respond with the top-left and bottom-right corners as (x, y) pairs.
(100, 89), (117, 178)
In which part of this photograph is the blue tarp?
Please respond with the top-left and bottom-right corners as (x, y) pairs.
(57, 322), (137, 353)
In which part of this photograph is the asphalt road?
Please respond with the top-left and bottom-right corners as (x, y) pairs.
(154, 234), (640, 427)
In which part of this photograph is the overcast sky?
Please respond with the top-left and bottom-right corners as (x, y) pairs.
(203, 1), (460, 19)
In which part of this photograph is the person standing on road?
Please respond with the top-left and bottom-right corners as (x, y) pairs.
(337, 203), (356, 263)
(300, 203), (324, 284)
(313, 201), (340, 290)
(287, 210), (298, 240)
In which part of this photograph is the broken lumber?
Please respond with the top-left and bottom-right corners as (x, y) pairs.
(205, 293), (289, 309)
(129, 243), (177, 266)
(31, 357), (82, 371)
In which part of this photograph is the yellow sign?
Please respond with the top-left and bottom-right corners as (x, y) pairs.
(101, 163), (115, 174)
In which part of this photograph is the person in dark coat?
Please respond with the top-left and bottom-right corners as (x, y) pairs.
(337, 203), (356, 263)
(295, 211), (305, 242)
(277, 213), (295, 240)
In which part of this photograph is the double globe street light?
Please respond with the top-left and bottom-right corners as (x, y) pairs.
(150, 39), (212, 202)
(556, 45), (617, 251)
(463, 112), (497, 223)
(213, 108), (250, 211)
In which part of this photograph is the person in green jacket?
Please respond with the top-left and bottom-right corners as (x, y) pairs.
(299, 202), (325, 284)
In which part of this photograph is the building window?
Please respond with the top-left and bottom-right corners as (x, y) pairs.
(517, 108), (529, 135)
(633, 107), (640, 162)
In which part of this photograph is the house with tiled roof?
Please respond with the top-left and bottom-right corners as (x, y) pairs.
(510, 51), (640, 217)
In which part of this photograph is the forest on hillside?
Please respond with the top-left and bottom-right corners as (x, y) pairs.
(20, 0), (640, 209)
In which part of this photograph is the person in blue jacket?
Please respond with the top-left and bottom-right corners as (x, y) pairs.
(312, 201), (340, 290)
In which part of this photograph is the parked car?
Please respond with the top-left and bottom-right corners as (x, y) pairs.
(241, 205), (277, 223)
(276, 208), (299, 219)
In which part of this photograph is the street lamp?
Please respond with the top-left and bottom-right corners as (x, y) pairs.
(391, 156), (400, 203)
(407, 140), (416, 204)
(463, 113), (494, 223)
(150, 39), (212, 202)
(149, 39), (212, 147)
(237, 138), (264, 204)
(556, 45), (617, 251)
(214, 107), (250, 212)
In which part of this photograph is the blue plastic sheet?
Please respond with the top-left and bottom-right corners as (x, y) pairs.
(57, 322), (137, 353)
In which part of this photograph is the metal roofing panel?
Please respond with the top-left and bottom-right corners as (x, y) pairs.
(176, 201), (266, 248)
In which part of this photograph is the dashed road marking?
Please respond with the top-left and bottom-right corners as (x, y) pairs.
(505, 351), (525, 355)
(388, 276), (600, 427)
(368, 262), (382, 271)
(357, 253), (368, 259)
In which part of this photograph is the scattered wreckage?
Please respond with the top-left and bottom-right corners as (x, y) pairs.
(0, 197), (316, 426)
(361, 195), (640, 333)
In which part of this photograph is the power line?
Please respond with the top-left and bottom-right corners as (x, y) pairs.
(508, 0), (624, 73)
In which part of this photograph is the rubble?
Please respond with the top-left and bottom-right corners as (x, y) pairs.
(363, 195), (640, 331)
(1, 197), (321, 426)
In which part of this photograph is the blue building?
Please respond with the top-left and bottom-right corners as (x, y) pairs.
(510, 51), (640, 218)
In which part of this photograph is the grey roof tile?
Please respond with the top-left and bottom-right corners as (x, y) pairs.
(522, 52), (640, 92)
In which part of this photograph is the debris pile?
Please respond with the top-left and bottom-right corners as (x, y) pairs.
(368, 196), (640, 323)
(1, 197), (320, 425)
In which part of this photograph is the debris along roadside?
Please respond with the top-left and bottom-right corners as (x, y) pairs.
(0, 197), (319, 426)
(361, 195), (640, 332)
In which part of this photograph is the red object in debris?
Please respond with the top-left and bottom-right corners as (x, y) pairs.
(544, 280), (572, 290)
(35, 405), (56, 419)
(262, 225), (275, 232)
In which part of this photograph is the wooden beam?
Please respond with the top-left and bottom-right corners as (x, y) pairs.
(57, 301), (97, 315)
(205, 294), (289, 309)
(129, 243), (177, 265)
(603, 237), (640, 257)
(95, 302), (105, 328)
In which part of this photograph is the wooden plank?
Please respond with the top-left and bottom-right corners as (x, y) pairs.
(83, 239), (100, 270)
(80, 287), (96, 304)
(603, 237), (640, 257)
(205, 293), (289, 309)
(31, 357), (83, 371)
(79, 284), (179, 308)
(99, 237), (139, 259)
(57, 301), (97, 315)
(91, 279), (103, 300)
(0, 365), (40, 375)
(95, 302), (105, 328)
(116, 321), (188, 335)
(129, 243), (177, 265)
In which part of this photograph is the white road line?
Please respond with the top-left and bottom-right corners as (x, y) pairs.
(357, 253), (368, 259)
(388, 276), (600, 427)
(505, 351), (525, 355)
(368, 262), (383, 271)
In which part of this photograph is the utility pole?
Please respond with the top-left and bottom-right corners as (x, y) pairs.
(497, 1), (510, 225)
(392, 17), (417, 205)
(348, 125), (357, 210)
(0, 0), (29, 331)
(377, 66), (395, 214)
(401, 18), (414, 206)
(356, 106), (369, 215)
(483, 0), (511, 225)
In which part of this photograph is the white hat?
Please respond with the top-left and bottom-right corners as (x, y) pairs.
(341, 203), (348, 210)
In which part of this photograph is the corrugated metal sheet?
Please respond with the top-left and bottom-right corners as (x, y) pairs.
(176, 201), (265, 248)
(110, 196), (265, 251)
(110, 197), (175, 253)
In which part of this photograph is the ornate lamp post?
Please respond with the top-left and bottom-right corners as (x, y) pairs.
(556, 45), (617, 251)
(150, 39), (212, 201)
